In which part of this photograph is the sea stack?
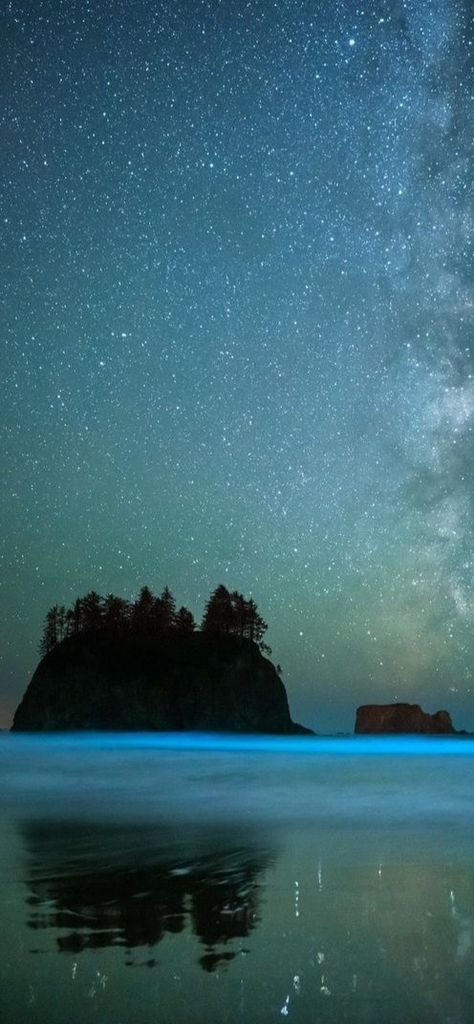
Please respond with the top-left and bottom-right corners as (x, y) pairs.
(354, 703), (456, 734)
(12, 631), (313, 735)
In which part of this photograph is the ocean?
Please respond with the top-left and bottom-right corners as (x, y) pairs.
(1, 733), (473, 1023)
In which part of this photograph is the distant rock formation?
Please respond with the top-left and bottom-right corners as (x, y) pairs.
(354, 703), (456, 735)
(11, 631), (313, 734)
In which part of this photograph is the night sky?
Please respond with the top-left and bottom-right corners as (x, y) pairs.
(1, 0), (473, 732)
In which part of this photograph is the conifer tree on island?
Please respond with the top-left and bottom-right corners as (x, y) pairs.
(201, 585), (269, 652)
(56, 606), (67, 643)
(39, 606), (59, 655)
(81, 591), (103, 631)
(39, 605), (68, 655)
(160, 586), (176, 631)
(201, 584), (235, 634)
(132, 586), (156, 633)
(39, 583), (269, 654)
(66, 597), (84, 636)
(175, 606), (195, 634)
(102, 594), (131, 631)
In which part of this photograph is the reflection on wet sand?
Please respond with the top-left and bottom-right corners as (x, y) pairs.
(22, 823), (272, 971)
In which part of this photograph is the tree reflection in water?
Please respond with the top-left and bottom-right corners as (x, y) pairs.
(21, 822), (272, 971)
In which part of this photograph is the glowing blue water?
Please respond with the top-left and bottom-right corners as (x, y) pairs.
(3, 731), (474, 753)
(1, 735), (474, 1023)
(1, 733), (474, 827)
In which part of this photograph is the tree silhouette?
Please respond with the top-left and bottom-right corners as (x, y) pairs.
(103, 594), (131, 631)
(39, 582), (270, 655)
(81, 591), (103, 631)
(202, 585), (269, 652)
(56, 606), (67, 643)
(231, 590), (247, 640)
(244, 597), (268, 649)
(175, 606), (195, 634)
(201, 584), (235, 634)
(40, 606), (59, 655)
(66, 597), (84, 636)
(159, 586), (176, 631)
(132, 586), (156, 633)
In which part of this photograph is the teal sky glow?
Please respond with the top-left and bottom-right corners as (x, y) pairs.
(1, 0), (473, 731)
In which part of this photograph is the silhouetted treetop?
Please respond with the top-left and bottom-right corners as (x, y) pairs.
(201, 585), (269, 652)
(201, 585), (235, 635)
(132, 586), (156, 633)
(81, 591), (103, 631)
(175, 606), (195, 634)
(39, 584), (268, 654)
(160, 586), (176, 630)
(40, 606), (61, 656)
(103, 594), (131, 631)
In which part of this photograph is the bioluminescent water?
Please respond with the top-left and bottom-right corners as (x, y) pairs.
(1, 734), (474, 1024)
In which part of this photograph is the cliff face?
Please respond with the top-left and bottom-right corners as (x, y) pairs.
(354, 703), (456, 735)
(11, 632), (312, 734)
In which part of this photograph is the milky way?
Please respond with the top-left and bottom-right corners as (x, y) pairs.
(1, 0), (473, 730)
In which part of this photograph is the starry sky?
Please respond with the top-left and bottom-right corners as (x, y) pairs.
(1, 0), (473, 732)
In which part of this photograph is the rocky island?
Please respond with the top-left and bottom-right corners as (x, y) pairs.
(355, 703), (457, 734)
(12, 584), (312, 734)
